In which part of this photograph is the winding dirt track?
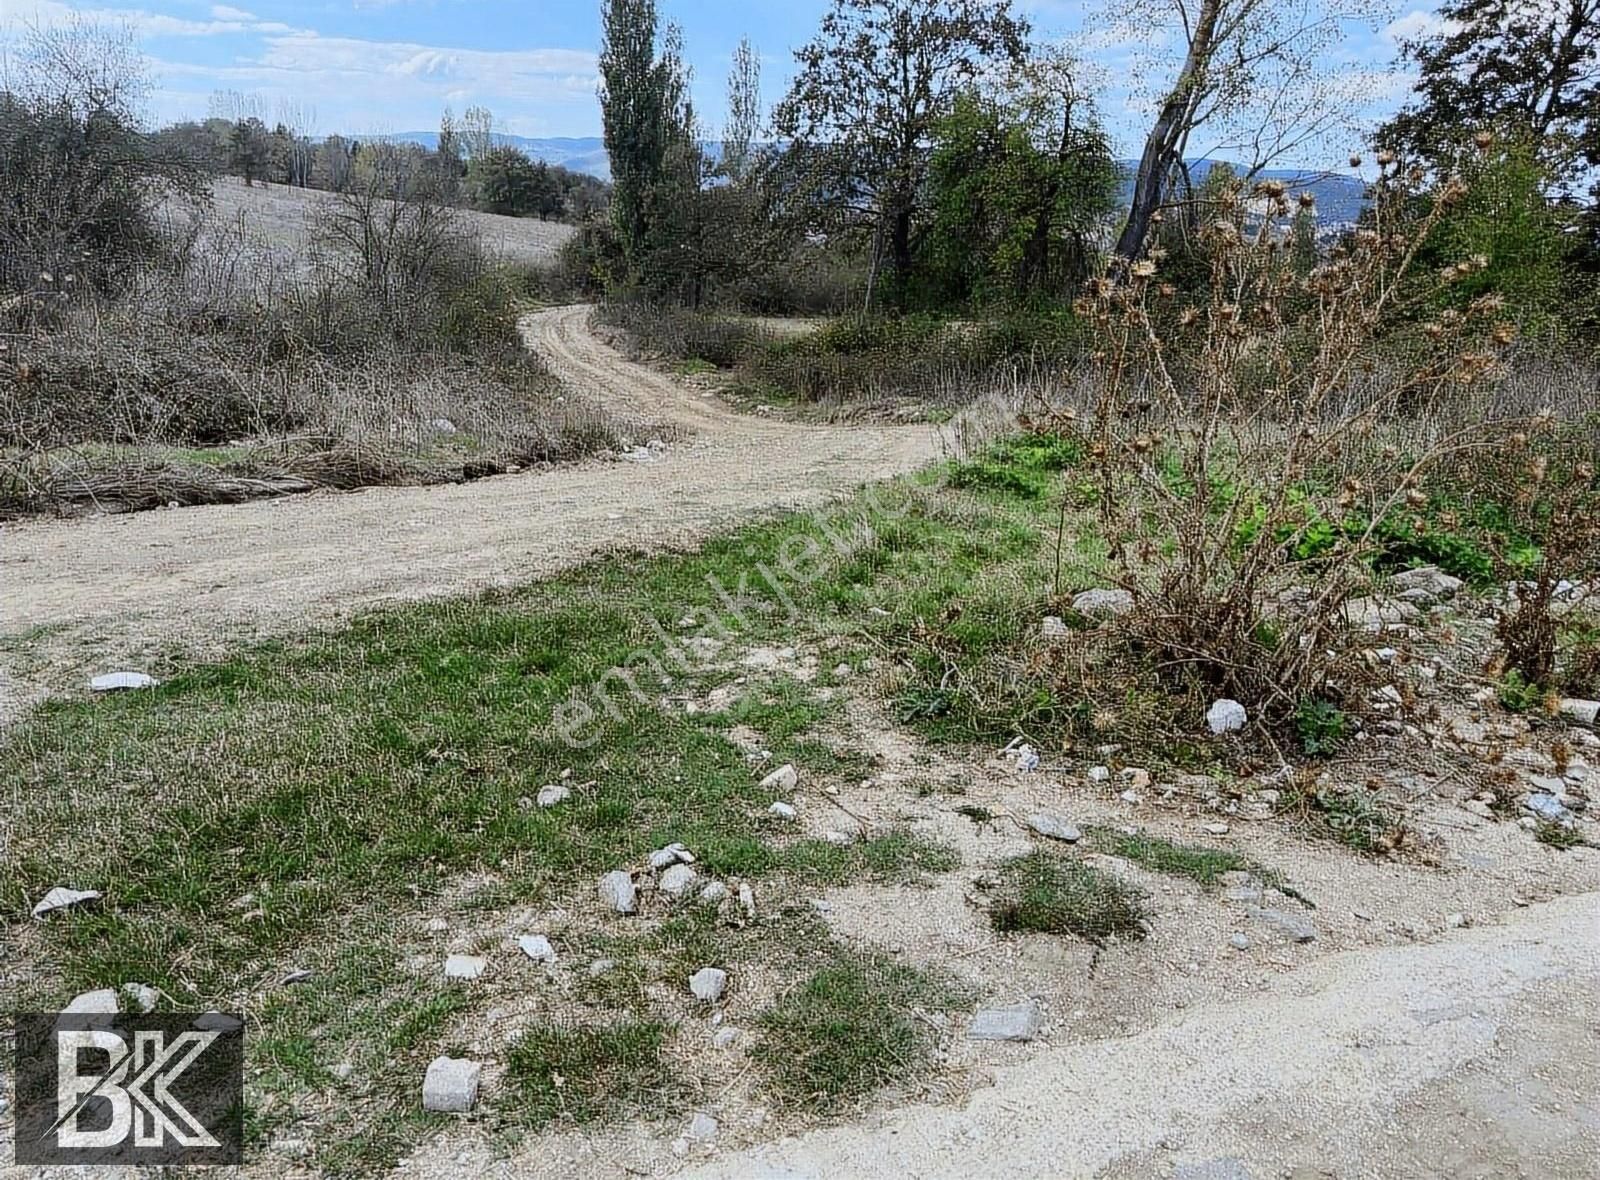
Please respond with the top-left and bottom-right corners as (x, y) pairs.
(0, 306), (940, 672)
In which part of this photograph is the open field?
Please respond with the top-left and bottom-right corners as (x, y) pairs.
(3, 319), (1598, 1175)
(199, 177), (578, 268)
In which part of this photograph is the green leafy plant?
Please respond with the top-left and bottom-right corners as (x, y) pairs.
(1295, 698), (1350, 757)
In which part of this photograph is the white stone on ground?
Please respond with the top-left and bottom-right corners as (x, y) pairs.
(1087, 765), (1111, 783)
(422, 1057), (481, 1113)
(536, 784), (571, 808)
(1072, 588), (1135, 618)
(121, 983), (159, 1013)
(1207, 699), (1248, 734)
(698, 881), (729, 905)
(687, 1112), (719, 1141)
(649, 843), (695, 869)
(738, 883), (756, 918)
(65, 989), (120, 1014)
(444, 954), (488, 980)
(823, 830), (852, 846)
(89, 672), (157, 692)
(32, 887), (101, 919)
(690, 967), (728, 1002)
(1027, 814), (1081, 843)
(599, 870), (637, 914)
(659, 863), (699, 898)
(768, 801), (797, 820)
(517, 935), (556, 964)
(969, 1001), (1043, 1042)
(712, 1026), (741, 1049)
(1560, 699), (1600, 727)
(760, 763), (799, 792)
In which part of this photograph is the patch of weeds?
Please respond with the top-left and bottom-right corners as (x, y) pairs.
(947, 433), (1081, 502)
(954, 804), (994, 826)
(1534, 820), (1586, 850)
(1089, 828), (1313, 908)
(753, 950), (967, 1110)
(989, 852), (1150, 944)
(778, 831), (960, 885)
(1295, 698), (1350, 757)
(503, 1020), (674, 1128)
(1497, 668), (1547, 713)
(1286, 787), (1410, 855)
(676, 357), (721, 376)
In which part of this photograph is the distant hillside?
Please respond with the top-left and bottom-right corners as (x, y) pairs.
(389, 131), (1369, 224)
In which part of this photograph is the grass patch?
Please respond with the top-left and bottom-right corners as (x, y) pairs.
(503, 1020), (674, 1128)
(777, 831), (961, 885)
(989, 852), (1150, 944)
(1088, 828), (1313, 907)
(1534, 820), (1586, 850)
(1283, 787), (1411, 855)
(753, 950), (966, 1110)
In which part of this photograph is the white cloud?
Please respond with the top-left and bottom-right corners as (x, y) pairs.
(1383, 9), (1459, 44)
(210, 5), (256, 20)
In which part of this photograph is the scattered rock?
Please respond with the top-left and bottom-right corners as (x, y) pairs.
(1523, 793), (1572, 823)
(1203, 822), (1230, 836)
(1086, 765), (1111, 784)
(698, 881), (730, 905)
(331, 1061), (354, 1081)
(649, 843), (696, 870)
(1040, 616), (1070, 638)
(1228, 933), (1251, 951)
(823, 830), (853, 846)
(1391, 565), (1464, 601)
(517, 935), (556, 965)
(660, 863), (699, 899)
(1120, 789), (1142, 805)
(768, 801), (797, 820)
(969, 1001), (1043, 1042)
(64, 989), (120, 1015)
(89, 672), (157, 692)
(32, 887), (101, 919)
(444, 954), (487, 981)
(690, 967), (728, 1002)
(1027, 814), (1081, 843)
(712, 1026), (742, 1049)
(422, 1056), (480, 1113)
(1560, 699), (1600, 728)
(1207, 699), (1248, 735)
(588, 958), (616, 977)
(430, 418), (458, 435)
(599, 871), (637, 914)
(536, 784), (571, 808)
(738, 883), (756, 918)
(1014, 744), (1041, 772)
(279, 969), (314, 986)
(760, 764), (799, 792)
(1249, 907), (1316, 943)
(686, 1112), (719, 1141)
(1072, 588), (1135, 619)
(426, 917), (449, 933)
(193, 1012), (243, 1032)
(121, 983), (159, 1013)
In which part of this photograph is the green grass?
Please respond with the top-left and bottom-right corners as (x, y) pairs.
(1088, 828), (1314, 907)
(752, 950), (967, 1110)
(1534, 820), (1585, 850)
(503, 1020), (674, 1127)
(988, 852), (1151, 944)
(1285, 787), (1410, 855)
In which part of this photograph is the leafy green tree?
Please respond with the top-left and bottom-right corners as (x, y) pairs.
(1420, 136), (1572, 331)
(774, 0), (1030, 308)
(469, 146), (541, 216)
(921, 78), (1116, 305)
(1381, 0), (1599, 183)
(722, 36), (761, 183)
(600, 0), (698, 281)
(229, 117), (270, 185)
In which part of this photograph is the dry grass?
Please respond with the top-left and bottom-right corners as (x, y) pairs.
(197, 177), (577, 270)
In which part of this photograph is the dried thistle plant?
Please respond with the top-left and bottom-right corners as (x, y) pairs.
(1050, 159), (1529, 730)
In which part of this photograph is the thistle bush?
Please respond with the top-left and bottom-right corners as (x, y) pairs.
(1049, 150), (1533, 732)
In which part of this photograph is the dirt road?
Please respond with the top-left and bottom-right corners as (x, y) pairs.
(0, 306), (940, 680)
(686, 892), (1599, 1180)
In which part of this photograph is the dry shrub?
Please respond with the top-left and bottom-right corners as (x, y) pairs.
(1048, 157), (1533, 734)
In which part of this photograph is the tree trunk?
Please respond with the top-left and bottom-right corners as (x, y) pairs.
(1113, 0), (1223, 266)
(890, 204), (913, 306)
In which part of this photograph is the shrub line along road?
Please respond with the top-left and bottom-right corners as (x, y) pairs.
(0, 305), (940, 653)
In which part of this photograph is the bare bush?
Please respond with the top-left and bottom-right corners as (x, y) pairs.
(1047, 158), (1535, 733)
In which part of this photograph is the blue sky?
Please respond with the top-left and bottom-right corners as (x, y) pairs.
(4, 0), (1441, 164)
